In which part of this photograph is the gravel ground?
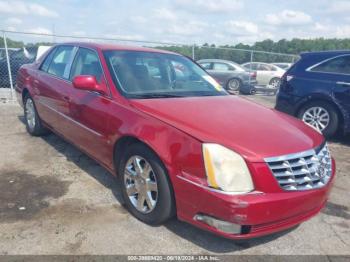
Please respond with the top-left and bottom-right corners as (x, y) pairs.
(0, 95), (349, 255)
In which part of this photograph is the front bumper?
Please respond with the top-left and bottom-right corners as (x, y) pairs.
(174, 159), (335, 240)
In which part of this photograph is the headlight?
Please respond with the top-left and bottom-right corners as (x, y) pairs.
(202, 143), (254, 193)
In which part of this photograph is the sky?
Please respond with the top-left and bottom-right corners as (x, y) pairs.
(1, 0), (350, 45)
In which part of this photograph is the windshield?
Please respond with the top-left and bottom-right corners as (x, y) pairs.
(104, 50), (227, 98)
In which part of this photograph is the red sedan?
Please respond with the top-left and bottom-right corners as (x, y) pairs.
(16, 42), (335, 239)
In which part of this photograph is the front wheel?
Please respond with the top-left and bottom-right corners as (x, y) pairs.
(118, 143), (175, 225)
(297, 101), (339, 137)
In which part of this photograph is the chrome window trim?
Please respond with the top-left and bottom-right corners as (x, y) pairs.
(306, 54), (350, 76)
(63, 46), (78, 79)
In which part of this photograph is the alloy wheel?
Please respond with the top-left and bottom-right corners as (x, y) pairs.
(270, 78), (280, 89)
(227, 79), (240, 91)
(302, 106), (330, 132)
(25, 98), (36, 131)
(124, 156), (158, 214)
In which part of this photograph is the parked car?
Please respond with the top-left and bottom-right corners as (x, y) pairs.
(276, 51), (350, 137)
(0, 48), (18, 61)
(272, 63), (293, 70)
(0, 46), (50, 88)
(197, 59), (257, 94)
(16, 43), (334, 240)
(241, 62), (285, 89)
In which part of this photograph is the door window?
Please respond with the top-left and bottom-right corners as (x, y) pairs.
(213, 63), (232, 71)
(258, 64), (274, 71)
(199, 62), (211, 70)
(40, 47), (56, 72)
(70, 48), (103, 82)
(244, 63), (257, 70)
(47, 46), (74, 79)
(311, 56), (350, 74)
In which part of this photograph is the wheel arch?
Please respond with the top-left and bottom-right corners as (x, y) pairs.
(113, 135), (169, 178)
(22, 87), (29, 102)
(295, 95), (344, 130)
(226, 76), (242, 84)
(112, 135), (177, 213)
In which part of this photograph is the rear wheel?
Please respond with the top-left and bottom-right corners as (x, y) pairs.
(118, 143), (175, 225)
(226, 78), (241, 93)
(24, 94), (48, 136)
(269, 77), (280, 89)
(297, 101), (339, 137)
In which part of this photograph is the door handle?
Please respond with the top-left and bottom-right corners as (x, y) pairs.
(63, 96), (70, 102)
(336, 81), (350, 86)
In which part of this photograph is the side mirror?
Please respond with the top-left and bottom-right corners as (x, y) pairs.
(72, 75), (107, 95)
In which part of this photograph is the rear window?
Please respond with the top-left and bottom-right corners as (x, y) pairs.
(310, 55), (350, 74)
(47, 46), (74, 79)
(40, 47), (56, 72)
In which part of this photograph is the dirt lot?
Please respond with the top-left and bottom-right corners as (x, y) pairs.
(0, 95), (349, 255)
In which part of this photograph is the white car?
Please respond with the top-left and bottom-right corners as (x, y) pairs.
(241, 62), (285, 88)
(272, 62), (293, 70)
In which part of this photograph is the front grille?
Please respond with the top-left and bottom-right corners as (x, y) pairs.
(265, 143), (332, 191)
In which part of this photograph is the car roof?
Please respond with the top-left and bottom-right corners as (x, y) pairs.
(243, 62), (269, 65)
(300, 50), (350, 57)
(55, 42), (179, 55)
(197, 59), (243, 67)
(197, 59), (235, 63)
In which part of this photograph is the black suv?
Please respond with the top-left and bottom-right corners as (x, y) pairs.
(276, 51), (350, 137)
(0, 47), (38, 88)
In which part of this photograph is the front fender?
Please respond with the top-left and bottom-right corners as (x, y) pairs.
(107, 100), (206, 182)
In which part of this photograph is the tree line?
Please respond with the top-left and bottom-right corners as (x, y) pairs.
(2, 36), (350, 64)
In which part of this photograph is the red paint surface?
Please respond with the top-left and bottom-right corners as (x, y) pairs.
(16, 42), (335, 239)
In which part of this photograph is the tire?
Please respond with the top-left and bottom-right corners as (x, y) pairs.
(269, 77), (280, 89)
(118, 143), (175, 225)
(297, 101), (339, 138)
(226, 78), (241, 93)
(23, 94), (48, 136)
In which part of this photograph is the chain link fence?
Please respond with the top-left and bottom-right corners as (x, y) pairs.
(0, 30), (299, 101)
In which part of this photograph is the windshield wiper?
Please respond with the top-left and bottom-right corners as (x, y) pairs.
(129, 93), (185, 99)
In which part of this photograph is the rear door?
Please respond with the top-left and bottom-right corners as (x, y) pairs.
(34, 45), (76, 134)
(67, 47), (112, 166)
(209, 62), (236, 85)
(256, 63), (274, 85)
(308, 55), (350, 113)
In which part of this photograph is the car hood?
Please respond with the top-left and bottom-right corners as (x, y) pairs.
(130, 95), (324, 162)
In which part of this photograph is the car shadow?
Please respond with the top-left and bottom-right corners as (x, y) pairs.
(18, 115), (296, 253)
(164, 219), (296, 253)
(17, 115), (124, 205)
(329, 133), (350, 146)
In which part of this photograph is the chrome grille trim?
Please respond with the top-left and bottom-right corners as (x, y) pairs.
(265, 143), (332, 191)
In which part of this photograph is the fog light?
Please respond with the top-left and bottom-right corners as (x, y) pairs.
(194, 214), (241, 234)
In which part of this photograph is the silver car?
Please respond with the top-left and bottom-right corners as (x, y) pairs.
(197, 59), (257, 94)
(241, 62), (285, 88)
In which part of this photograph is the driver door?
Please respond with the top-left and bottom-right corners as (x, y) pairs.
(66, 47), (112, 166)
